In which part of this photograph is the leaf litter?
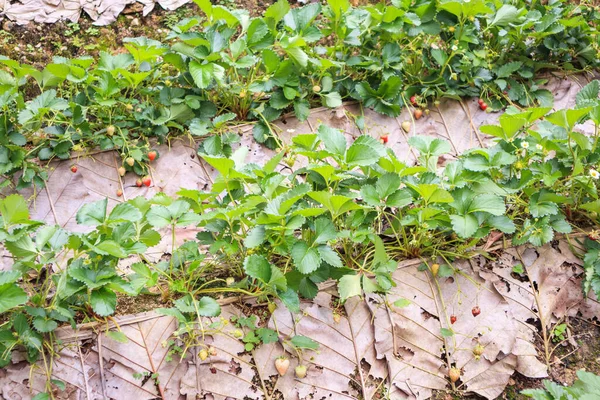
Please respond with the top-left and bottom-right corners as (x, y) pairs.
(2, 75), (600, 399)
(2, 240), (599, 399)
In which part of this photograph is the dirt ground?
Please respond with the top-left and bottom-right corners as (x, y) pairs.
(0, 0), (282, 68)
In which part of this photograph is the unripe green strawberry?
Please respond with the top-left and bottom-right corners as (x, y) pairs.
(401, 121), (411, 133)
(295, 365), (307, 379)
(199, 349), (208, 360)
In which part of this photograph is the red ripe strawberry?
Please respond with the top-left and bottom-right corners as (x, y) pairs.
(478, 98), (484, 105)
(70, 165), (78, 173)
(472, 306), (481, 317)
(410, 95), (417, 105)
(116, 189), (123, 197)
(380, 135), (389, 144)
(135, 179), (143, 187)
(479, 102), (488, 111)
(450, 315), (457, 324)
(147, 150), (157, 162)
(210, 367), (217, 374)
(414, 109), (423, 120)
(142, 176), (151, 187)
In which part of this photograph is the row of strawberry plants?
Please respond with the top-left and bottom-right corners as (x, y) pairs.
(1, 0), (598, 189)
(2, 88), (600, 377)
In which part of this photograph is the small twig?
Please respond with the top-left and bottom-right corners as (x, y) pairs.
(383, 295), (399, 357)
(458, 99), (485, 148)
(44, 183), (59, 225)
(436, 105), (460, 155)
(77, 345), (91, 400)
(97, 333), (107, 399)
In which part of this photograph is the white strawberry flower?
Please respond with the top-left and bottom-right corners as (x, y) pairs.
(590, 169), (600, 180)
(521, 141), (529, 149)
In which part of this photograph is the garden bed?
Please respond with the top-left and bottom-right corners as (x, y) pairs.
(2, 1), (600, 399)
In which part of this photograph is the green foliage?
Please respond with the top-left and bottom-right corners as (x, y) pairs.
(3, 86), (600, 372)
(1, 0), (599, 188)
(522, 370), (600, 399)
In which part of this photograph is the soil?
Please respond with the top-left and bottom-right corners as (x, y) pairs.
(115, 292), (172, 315)
(0, 0), (284, 68)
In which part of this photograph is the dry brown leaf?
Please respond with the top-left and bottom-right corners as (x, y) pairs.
(366, 256), (547, 400)
(178, 306), (264, 400)
(262, 292), (387, 400)
(0, 345), (104, 399)
(97, 313), (185, 399)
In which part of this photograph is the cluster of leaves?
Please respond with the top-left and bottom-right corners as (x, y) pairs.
(2, 83), (600, 375)
(522, 369), (600, 399)
(1, 0), (599, 188)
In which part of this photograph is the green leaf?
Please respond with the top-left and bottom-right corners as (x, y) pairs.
(293, 99), (310, 121)
(256, 327), (278, 344)
(323, 92), (342, 108)
(146, 205), (172, 228)
(450, 214), (479, 238)
(196, 296), (221, 316)
(95, 240), (127, 258)
(244, 226), (265, 248)
(393, 298), (411, 308)
(106, 331), (129, 343)
(285, 47), (308, 67)
(189, 61), (219, 89)
(291, 241), (321, 274)
(576, 80), (599, 108)
(345, 135), (386, 166)
(469, 194), (505, 215)
(33, 317), (58, 333)
(338, 274), (361, 301)
(90, 287), (117, 316)
(440, 328), (454, 337)
(0, 271), (21, 285)
(0, 283), (28, 313)
(0, 194), (30, 226)
(488, 215), (516, 233)
(318, 245), (343, 267)
(264, 0), (290, 25)
(496, 61), (523, 78)
(290, 335), (319, 350)
(529, 192), (558, 217)
(76, 198), (107, 226)
(414, 184), (454, 203)
(244, 254), (272, 282)
(317, 125), (347, 157)
(279, 288), (300, 313)
(490, 5), (520, 27)
(528, 225), (554, 246)
(313, 217), (336, 244)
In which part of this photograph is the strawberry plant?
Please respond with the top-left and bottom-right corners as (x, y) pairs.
(1, 0), (598, 188)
